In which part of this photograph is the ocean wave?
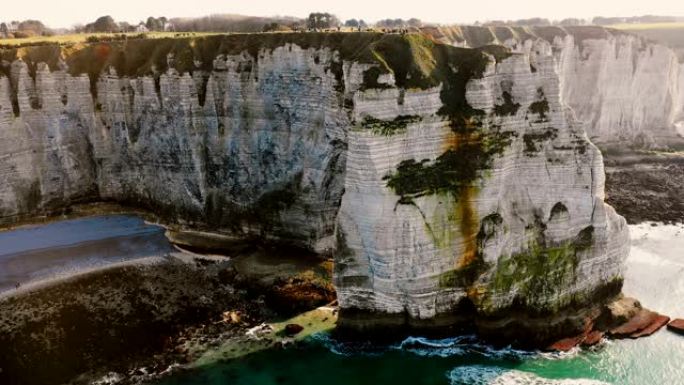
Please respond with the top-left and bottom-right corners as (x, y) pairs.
(392, 335), (540, 360)
(447, 365), (611, 385)
(311, 333), (580, 361)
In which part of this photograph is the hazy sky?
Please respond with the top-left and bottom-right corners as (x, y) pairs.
(5, 0), (684, 28)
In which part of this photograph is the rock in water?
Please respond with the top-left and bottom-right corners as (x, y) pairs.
(548, 336), (585, 352)
(667, 319), (684, 336)
(581, 331), (605, 347)
(630, 315), (670, 338)
(284, 324), (304, 336)
(0, 32), (630, 346)
(608, 309), (670, 338)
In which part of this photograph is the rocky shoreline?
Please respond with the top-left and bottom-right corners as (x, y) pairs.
(604, 150), (684, 224)
(0, 213), (681, 384)
(0, 181), (680, 384)
(0, 145), (676, 382)
(547, 296), (671, 351)
(0, 239), (335, 385)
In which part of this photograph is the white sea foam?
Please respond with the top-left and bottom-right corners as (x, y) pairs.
(91, 372), (123, 385)
(390, 335), (578, 361)
(313, 333), (582, 362)
(245, 323), (274, 340)
(447, 366), (610, 385)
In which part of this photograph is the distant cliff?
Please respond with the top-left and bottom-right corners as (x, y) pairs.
(424, 25), (684, 149)
(0, 32), (629, 344)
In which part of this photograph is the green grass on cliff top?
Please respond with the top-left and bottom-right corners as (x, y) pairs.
(0, 31), (510, 88)
(0, 32), (219, 46)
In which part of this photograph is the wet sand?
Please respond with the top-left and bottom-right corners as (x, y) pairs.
(0, 215), (173, 292)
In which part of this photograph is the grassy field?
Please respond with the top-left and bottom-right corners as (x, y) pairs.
(608, 22), (684, 30)
(0, 32), (222, 46)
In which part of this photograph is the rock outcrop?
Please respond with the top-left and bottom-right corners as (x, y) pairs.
(545, 296), (669, 351)
(0, 32), (630, 345)
(425, 25), (684, 149)
(667, 319), (684, 335)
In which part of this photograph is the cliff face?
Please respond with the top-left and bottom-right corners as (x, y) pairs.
(1, 36), (354, 251)
(0, 33), (629, 342)
(425, 26), (684, 148)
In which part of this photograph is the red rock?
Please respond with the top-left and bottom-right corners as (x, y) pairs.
(667, 319), (684, 335)
(631, 315), (670, 338)
(581, 330), (604, 347)
(547, 336), (583, 352)
(609, 309), (669, 338)
(548, 316), (599, 351)
(609, 309), (657, 337)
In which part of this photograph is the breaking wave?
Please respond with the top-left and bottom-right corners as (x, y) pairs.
(392, 335), (543, 360)
(313, 333), (582, 361)
(447, 366), (610, 385)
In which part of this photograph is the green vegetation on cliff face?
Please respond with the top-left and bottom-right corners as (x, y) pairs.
(493, 91), (521, 116)
(383, 132), (517, 203)
(378, 34), (517, 205)
(486, 225), (595, 314)
(360, 115), (421, 136)
(523, 127), (558, 155)
(528, 88), (550, 122)
(439, 219), (608, 317)
(367, 34), (522, 298)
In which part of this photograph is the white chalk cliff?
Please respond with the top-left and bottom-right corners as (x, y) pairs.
(427, 25), (684, 148)
(0, 32), (629, 342)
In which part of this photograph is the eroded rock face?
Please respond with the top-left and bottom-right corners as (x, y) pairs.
(335, 39), (629, 344)
(0, 41), (348, 252)
(0, 33), (629, 343)
(426, 26), (684, 148)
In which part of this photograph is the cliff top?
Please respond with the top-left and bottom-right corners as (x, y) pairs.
(0, 24), (645, 82)
(422, 25), (634, 47)
(0, 32), (514, 93)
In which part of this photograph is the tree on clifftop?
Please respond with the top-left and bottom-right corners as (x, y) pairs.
(16, 20), (50, 36)
(87, 16), (118, 33)
(307, 12), (340, 30)
(146, 17), (161, 31)
(146, 17), (169, 31)
(344, 19), (359, 27)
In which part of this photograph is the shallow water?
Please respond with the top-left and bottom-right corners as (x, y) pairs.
(154, 223), (684, 385)
(0, 215), (173, 292)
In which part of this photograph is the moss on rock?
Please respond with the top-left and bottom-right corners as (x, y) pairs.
(523, 127), (558, 155)
(493, 91), (521, 116)
(486, 225), (596, 314)
(360, 114), (421, 136)
(528, 88), (550, 122)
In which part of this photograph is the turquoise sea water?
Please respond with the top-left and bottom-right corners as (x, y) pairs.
(155, 223), (684, 385)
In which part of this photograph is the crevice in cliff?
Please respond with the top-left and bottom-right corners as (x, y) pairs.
(195, 72), (211, 107)
(7, 80), (20, 117)
(2, 62), (21, 117)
